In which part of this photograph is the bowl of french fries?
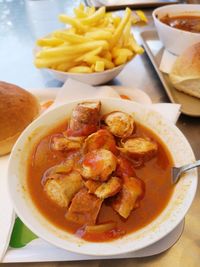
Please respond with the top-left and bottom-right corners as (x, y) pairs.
(34, 5), (145, 85)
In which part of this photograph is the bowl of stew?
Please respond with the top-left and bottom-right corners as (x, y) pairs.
(152, 4), (200, 55)
(8, 98), (197, 256)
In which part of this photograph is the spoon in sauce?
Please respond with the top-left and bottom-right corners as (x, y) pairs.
(172, 160), (200, 184)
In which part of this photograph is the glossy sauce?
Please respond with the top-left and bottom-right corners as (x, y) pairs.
(160, 15), (200, 33)
(27, 121), (174, 242)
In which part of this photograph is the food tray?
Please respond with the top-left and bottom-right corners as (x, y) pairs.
(140, 30), (200, 117)
(84, 0), (181, 11)
(2, 88), (183, 263)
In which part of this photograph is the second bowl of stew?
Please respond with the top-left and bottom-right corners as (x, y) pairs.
(8, 98), (197, 256)
(153, 4), (200, 55)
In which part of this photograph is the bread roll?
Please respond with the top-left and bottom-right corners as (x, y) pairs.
(169, 42), (200, 99)
(0, 81), (40, 155)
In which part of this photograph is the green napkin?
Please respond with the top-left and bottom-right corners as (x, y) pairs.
(9, 217), (38, 248)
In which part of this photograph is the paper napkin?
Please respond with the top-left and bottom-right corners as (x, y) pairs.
(51, 78), (181, 124)
(159, 49), (178, 74)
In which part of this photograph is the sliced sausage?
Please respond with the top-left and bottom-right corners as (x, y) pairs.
(51, 136), (84, 151)
(81, 148), (117, 181)
(65, 188), (103, 225)
(94, 176), (122, 199)
(65, 101), (101, 137)
(44, 171), (83, 208)
(112, 177), (145, 219)
(83, 129), (117, 154)
(103, 111), (134, 138)
(120, 137), (158, 160)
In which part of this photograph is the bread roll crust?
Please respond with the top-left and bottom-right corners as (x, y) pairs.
(169, 42), (200, 98)
(0, 81), (40, 155)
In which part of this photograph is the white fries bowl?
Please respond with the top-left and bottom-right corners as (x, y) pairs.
(34, 6), (144, 85)
(46, 63), (126, 85)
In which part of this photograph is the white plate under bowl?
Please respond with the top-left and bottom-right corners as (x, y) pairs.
(3, 219), (184, 262)
(7, 98), (197, 256)
(113, 86), (152, 104)
(34, 86), (152, 105)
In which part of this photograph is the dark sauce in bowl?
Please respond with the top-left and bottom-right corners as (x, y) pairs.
(160, 15), (200, 33)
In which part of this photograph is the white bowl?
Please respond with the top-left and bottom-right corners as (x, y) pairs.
(46, 64), (125, 85)
(7, 98), (197, 256)
(153, 4), (200, 55)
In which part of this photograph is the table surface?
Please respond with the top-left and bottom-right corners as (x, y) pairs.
(0, 0), (199, 266)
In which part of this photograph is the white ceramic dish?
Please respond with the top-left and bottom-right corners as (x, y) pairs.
(7, 98), (197, 256)
(34, 45), (128, 85)
(46, 63), (126, 85)
(152, 4), (200, 55)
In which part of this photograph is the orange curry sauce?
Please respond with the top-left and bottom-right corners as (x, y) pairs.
(27, 121), (174, 242)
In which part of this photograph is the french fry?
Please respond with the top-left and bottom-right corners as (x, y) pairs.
(104, 12), (113, 21)
(123, 18), (132, 46)
(74, 3), (87, 18)
(80, 7), (106, 25)
(85, 6), (95, 17)
(53, 31), (92, 44)
(91, 64), (95, 72)
(132, 14), (139, 24)
(136, 10), (148, 23)
(35, 56), (75, 68)
(82, 55), (114, 69)
(66, 27), (76, 34)
(56, 62), (77, 72)
(112, 48), (133, 60)
(110, 8), (132, 48)
(78, 2), (85, 11)
(74, 8), (86, 19)
(85, 30), (112, 41)
(114, 54), (128, 66)
(37, 40), (109, 58)
(101, 51), (112, 61)
(98, 17), (110, 28)
(68, 66), (92, 73)
(88, 26), (114, 33)
(59, 15), (87, 33)
(34, 5), (145, 73)
(132, 10), (148, 24)
(95, 61), (105, 72)
(113, 16), (121, 28)
(75, 47), (103, 62)
(126, 35), (144, 54)
(37, 38), (64, 47)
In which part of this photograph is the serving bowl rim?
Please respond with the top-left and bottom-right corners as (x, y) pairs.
(7, 97), (198, 256)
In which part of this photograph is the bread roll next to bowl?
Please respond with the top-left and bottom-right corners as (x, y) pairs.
(169, 42), (200, 99)
(0, 81), (40, 156)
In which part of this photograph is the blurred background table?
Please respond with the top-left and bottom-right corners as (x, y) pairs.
(0, 0), (199, 266)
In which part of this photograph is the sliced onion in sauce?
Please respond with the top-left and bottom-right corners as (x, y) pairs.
(85, 222), (116, 234)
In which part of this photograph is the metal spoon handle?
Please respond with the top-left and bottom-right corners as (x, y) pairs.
(180, 160), (200, 173)
(172, 160), (200, 184)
